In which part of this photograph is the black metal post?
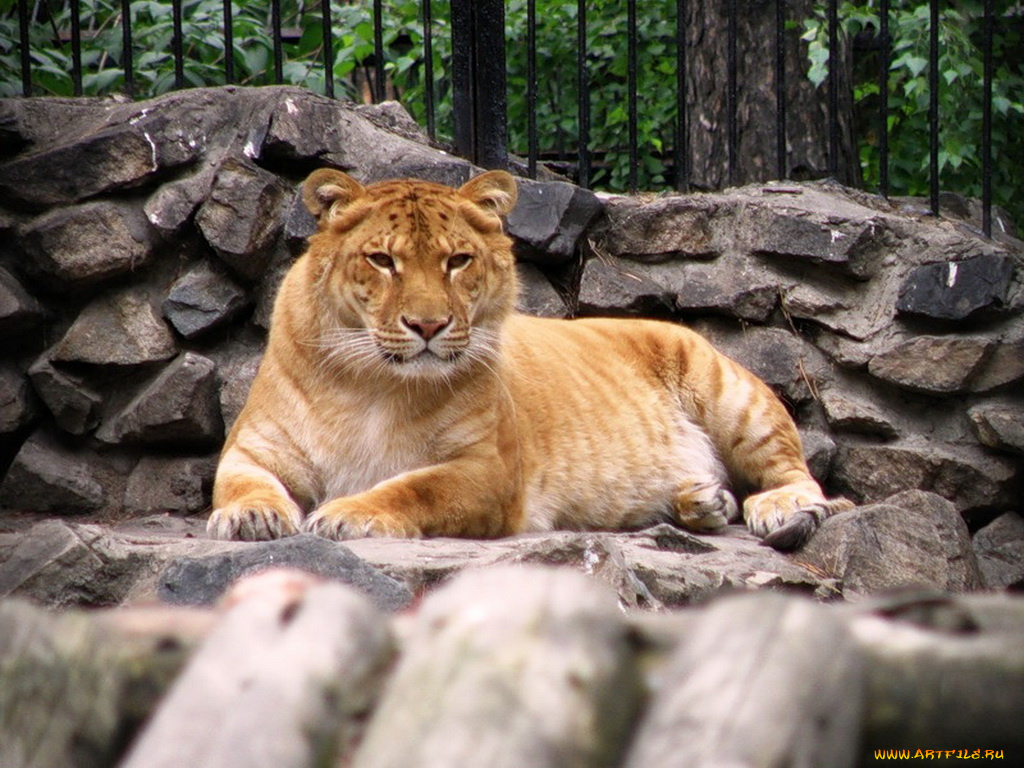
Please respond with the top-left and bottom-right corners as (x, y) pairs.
(122, 0), (134, 97)
(879, 0), (890, 197)
(675, 0), (689, 191)
(775, 0), (787, 180)
(70, 0), (82, 96)
(423, 0), (436, 139)
(373, 0), (385, 102)
(321, 0), (334, 98)
(222, 0), (234, 85)
(577, 0), (591, 187)
(527, 0), (538, 178)
(982, 0), (993, 237)
(727, 0), (738, 186)
(272, 0), (284, 84)
(928, 0), (939, 216)
(450, 0), (508, 170)
(827, 0), (839, 179)
(173, 0), (184, 90)
(627, 0), (638, 192)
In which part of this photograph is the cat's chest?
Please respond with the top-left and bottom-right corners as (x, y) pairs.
(297, 398), (426, 499)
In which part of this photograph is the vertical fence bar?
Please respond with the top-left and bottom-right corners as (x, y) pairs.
(982, 0), (993, 237)
(675, 0), (689, 191)
(627, 0), (638, 192)
(70, 0), (83, 96)
(878, 0), (890, 197)
(423, 0), (436, 140)
(121, 0), (135, 96)
(173, 0), (185, 90)
(373, 0), (385, 102)
(223, 0), (234, 84)
(18, 0), (30, 96)
(827, 0), (839, 178)
(321, 0), (334, 98)
(451, 0), (473, 158)
(527, 0), (538, 178)
(774, 0), (786, 180)
(473, 0), (508, 169)
(271, 0), (284, 84)
(727, 0), (738, 186)
(450, 0), (507, 169)
(928, 0), (939, 216)
(577, 0), (591, 187)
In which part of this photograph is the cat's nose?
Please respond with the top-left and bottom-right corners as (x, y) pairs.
(402, 316), (451, 340)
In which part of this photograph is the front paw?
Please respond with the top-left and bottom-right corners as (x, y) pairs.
(207, 500), (302, 541)
(305, 501), (423, 540)
(743, 481), (854, 550)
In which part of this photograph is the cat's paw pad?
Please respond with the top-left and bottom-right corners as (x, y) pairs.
(207, 501), (302, 541)
(674, 481), (739, 531)
(744, 482), (854, 550)
(305, 503), (422, 540)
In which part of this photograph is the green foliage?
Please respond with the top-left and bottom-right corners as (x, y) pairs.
(1, 0), (1020, 216)
(803, 0), (1024, 228)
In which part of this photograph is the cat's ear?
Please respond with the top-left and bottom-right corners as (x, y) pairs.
(458, 170), (518, 216)
(302, 169), (365, 224)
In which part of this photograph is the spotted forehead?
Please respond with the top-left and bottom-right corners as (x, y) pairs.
(361, 183), (475, 250)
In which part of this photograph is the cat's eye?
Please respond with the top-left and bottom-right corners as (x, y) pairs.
(366, 252), (396, 272)
(447, 253), (473, 272)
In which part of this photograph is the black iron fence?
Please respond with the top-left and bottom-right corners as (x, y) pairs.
(4, 0), (1019, 237)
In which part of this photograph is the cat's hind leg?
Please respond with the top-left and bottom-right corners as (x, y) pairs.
(672, 477), (741, 532)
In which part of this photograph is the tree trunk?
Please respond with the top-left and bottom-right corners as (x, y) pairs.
(682, 0), (860, 190)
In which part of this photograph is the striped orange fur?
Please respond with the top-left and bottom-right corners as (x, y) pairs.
(207, 170), (852, 549)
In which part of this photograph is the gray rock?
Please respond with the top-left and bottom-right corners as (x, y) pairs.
(124, 455), (217, 516)
(673, 261), (780, 322)
(515, 262), (567, 318)
(972, 513), (1024, 589)
(867, 335), (993, 393)
(831, 439), (1019, 516)
(0, 121), (198, 209)
(18, 201), (153, 290)
(594, 195), (718, 261)
(970, 330), (1024, 391)
(576, 257), (674, 316)
(0, 432), (104, 514)
(506, 179), (603, 265)
(0, 367), (34, 436)
(157, 534), (413, 612)
(97, 352), (223, 447)
(743, 206), (891, 280)
(0, 266), (44, 338)
(52, 288), (178, 367)
(27, 356), (101, 436)
(163, 262), (249, 339)
(819, 386), (899, 439)
(696, 322), (827, 406)
(968, 401), (1024, 454)
(210, 340), (263, 431)
(800, 490), (983, 597)
(144, 166), (217, 235)
(896, 253), (1017, 320)
(196, 159), (290, 280)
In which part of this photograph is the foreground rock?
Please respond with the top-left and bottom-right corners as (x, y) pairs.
(2, 566), (1022, 768)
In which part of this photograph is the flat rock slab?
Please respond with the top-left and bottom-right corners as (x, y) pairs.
(0, 490), (986, 611)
